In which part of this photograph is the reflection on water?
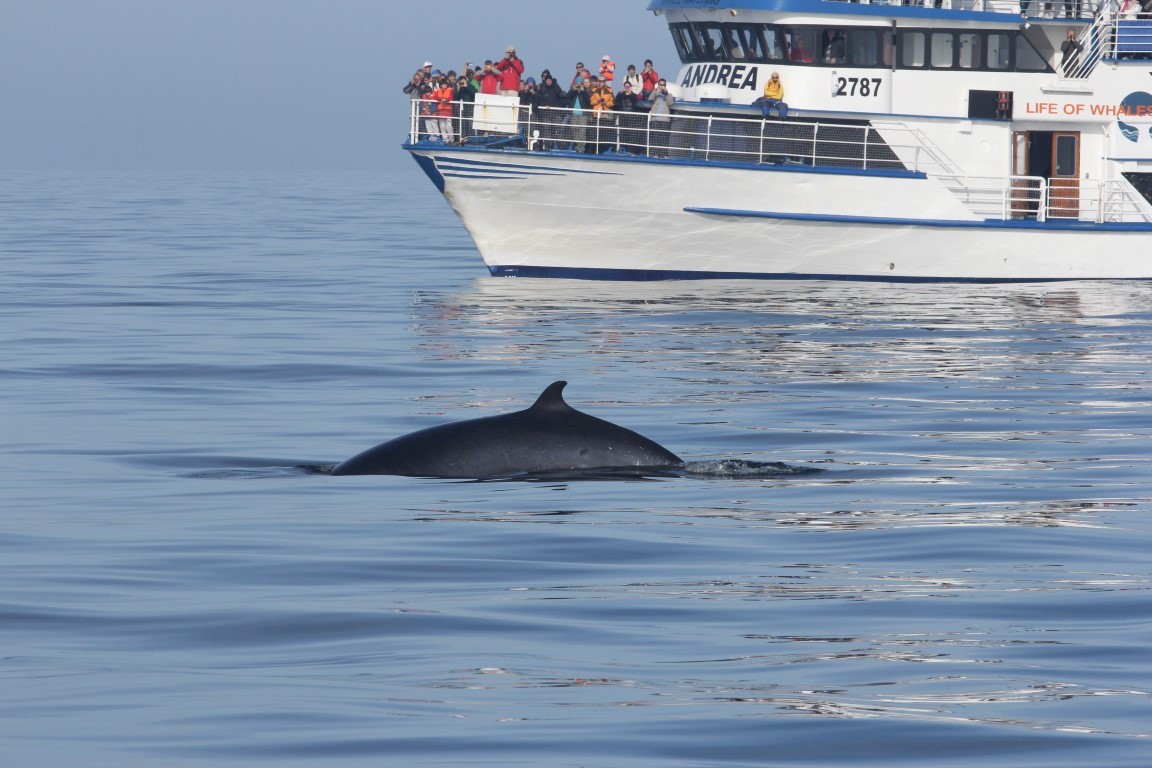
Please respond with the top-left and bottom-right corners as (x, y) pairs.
(411, 280), (1152, 390)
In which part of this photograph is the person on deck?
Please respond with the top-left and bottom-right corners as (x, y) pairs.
(497, 46), (525, 97)
(599, 55), (616, 83)
(614, 81), (642, 154)
(590, 77), (616, 153)
(753, 71), (789, 119)
(566, 78), (593, 153)
(1061, 28), (1084, 75)
(570, 61), (587, 89)
(477, 61), (501, 95)
(403, 71), (426, 103)
(431, 75), (456, 143)
(622, 64), (643, 98)
(648, 78), (675, 157)
(455, 75), (477, 143)
(640, 59), (660, 98)
(535, 75), (568, 150)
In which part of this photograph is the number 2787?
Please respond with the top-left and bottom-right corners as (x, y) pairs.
(835, 77), (882, 97)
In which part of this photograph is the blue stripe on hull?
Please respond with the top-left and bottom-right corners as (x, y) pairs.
(686, 207), (1152, 232)
(488, 265), (1145, 283)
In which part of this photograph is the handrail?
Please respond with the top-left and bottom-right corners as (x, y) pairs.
(407, 99), (1151, 224)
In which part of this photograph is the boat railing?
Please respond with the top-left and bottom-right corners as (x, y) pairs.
(409, 98), (953, 174)
(408, 100), (1151, 224)
(822, 0), (1099, 17)
(950, 175), (1152, 222)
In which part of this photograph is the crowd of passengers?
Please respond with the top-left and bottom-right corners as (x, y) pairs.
(402, 47), (676, 154)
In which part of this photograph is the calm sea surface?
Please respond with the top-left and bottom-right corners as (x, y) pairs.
(2, 170), (1150, 767)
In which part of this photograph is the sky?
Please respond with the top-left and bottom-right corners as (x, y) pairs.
(0, 0), (676, 172)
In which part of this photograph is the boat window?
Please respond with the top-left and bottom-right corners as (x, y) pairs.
(931, 33), (955, 68)
(987, 33), (1012, 69)
(901, 31), (928, 68)
(699, 24), (728, 61)
(958, 33), (981, 69)
(670, 24), (695, 62)
(732, 24), (783, 63)
(1054, 135), (1078, 177)
(848, 29), (882, 67)
(667, 23), (1048, 74)
(1015, 34), (1048, 71)
(822, 29), (848, 64)
(764, 27), (788, 62)
(728, 25), (753, 61)
(786, 28), (821, 64)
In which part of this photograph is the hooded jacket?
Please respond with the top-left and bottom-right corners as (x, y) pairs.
(536, 79), (567, 109)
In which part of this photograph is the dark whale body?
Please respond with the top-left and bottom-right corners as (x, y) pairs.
(331, 381), (683, 478)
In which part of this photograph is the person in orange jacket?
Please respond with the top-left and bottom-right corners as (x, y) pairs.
(496, 45), (525, 96)
(599, 55), (616, 83)
(430, 75), (456, 142)
(590, 77), (616, 153)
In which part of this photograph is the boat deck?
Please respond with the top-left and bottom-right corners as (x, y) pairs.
(408, 99), (1151, 225)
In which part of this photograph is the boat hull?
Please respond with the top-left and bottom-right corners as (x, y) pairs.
(409, 145), (1152, 282)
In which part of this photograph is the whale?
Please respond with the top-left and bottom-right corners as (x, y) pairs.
(330, 381), (683, 478)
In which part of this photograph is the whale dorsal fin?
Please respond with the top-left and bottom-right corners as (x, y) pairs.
(530, 380), (573, 413)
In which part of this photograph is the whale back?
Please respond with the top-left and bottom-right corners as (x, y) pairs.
(330, 381), (682, 477)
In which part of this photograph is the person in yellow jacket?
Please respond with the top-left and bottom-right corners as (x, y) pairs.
(754, 71), (788, 119)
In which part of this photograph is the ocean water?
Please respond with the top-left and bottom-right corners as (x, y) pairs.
(1, 169), (1150, 767)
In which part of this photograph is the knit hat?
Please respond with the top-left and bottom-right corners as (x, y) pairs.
(525, 77), (536, 85)
(602, 55), (611, 61)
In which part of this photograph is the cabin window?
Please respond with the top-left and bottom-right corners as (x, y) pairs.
(848, 29), (882, 66)
(728, 25), (756, 61)
(1055, 135), (1078, 177)
(822, 29), (848, 64)
(1015, 35), (1048, 70)
(987, 33), (1012, 69)
(786, 28), (821, 64)
(958, 33), (981, 69)
(901, 32), (928, 67)
(668, 23), (1050, 74)
(672, 23), (695, 61)
(763, 28), (788, 61)
(931, 33), (955, 67)
(699, 24), (728, 61)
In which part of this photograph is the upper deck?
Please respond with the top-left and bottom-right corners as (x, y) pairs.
(647, 0), (1093, 21)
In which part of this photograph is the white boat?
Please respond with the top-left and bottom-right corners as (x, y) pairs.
(405, 0), (1152, 281)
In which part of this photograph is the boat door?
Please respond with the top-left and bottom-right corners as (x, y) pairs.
(1012, 131), (1081, 219)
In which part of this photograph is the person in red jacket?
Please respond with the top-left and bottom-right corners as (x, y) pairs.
(497, 46), (525, 96)
(640, 59), (660, 99)
(477, 60), (500, 95)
